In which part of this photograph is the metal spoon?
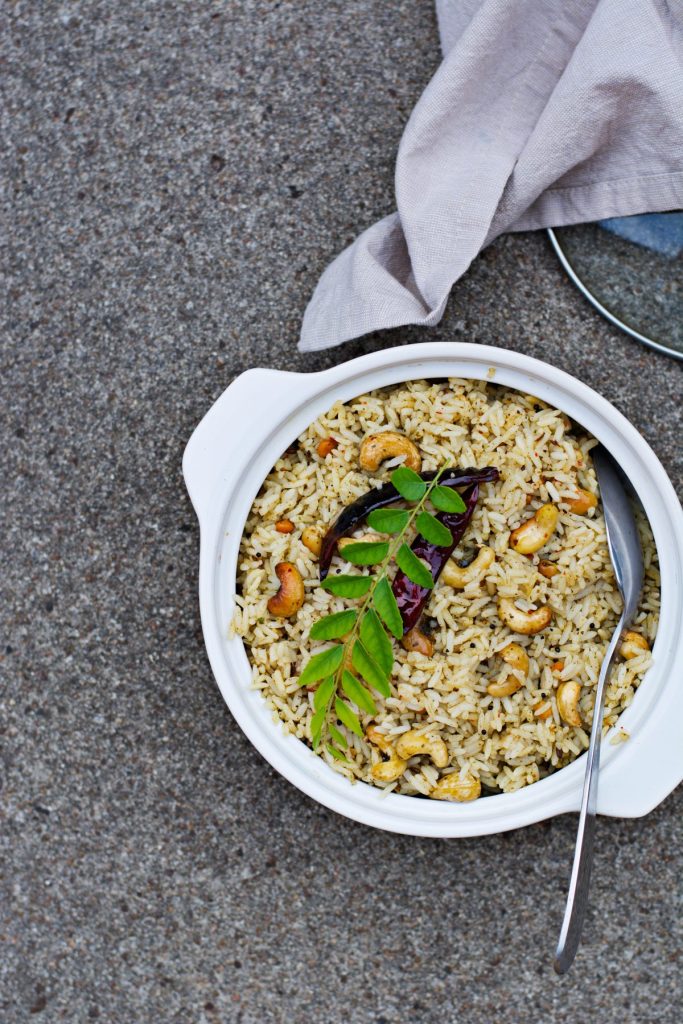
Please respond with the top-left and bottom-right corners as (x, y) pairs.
(553, 445), (644, 974)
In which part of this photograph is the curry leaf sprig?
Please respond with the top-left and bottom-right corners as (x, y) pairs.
(297, 463), (465, 759)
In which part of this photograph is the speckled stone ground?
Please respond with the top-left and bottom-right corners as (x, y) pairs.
(2, 3), (682, 1022)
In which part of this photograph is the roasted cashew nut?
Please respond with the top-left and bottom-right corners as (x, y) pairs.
(509, 504), (559, 554)
(301, 525), (324, 556)
(564, 487), (597, 515)
(267, 562), (305, 617)
(557, 680), (582, 727)
(395, 729), (449, 768)
(501, 642), (530, 675)
(619, 630), (650, 660)
(442, 546), (495, 588)
(538, 559), (559, 579)
(367, 725), (407, 783)
(401, 626), (434, 657)
(487, 642), (529, 697)
(487, 678), (521, 698)
(359, 431), (422, 473)
(498, 597), (552, 635)
(431, 772), (481, 802)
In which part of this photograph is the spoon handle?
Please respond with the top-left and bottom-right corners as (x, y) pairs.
(553, 616), (625, 974)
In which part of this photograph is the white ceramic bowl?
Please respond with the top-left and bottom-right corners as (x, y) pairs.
(183, 343), (683, 837)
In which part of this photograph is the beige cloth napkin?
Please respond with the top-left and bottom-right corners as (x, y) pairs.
(299, 0), (683, 351)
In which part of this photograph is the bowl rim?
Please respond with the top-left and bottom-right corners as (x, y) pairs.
(184, 343), (683, 837)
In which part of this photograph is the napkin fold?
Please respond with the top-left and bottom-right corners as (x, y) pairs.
(299, 0), (683, 351)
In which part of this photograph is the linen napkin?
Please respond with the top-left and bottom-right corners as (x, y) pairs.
(299, 0), (683, 351)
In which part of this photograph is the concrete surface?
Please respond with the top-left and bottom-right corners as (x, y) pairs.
(2, 2), (681, 1022)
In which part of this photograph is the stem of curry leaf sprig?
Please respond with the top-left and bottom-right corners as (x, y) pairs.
(350, 460), (452, 628)
(308, 461), (452, 755)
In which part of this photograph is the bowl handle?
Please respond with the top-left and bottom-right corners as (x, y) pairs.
(183, 367), (302, 525)
(596, 715), (683, 818)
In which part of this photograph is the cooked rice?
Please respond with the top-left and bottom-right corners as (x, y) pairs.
(233, 379), (659, 797)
